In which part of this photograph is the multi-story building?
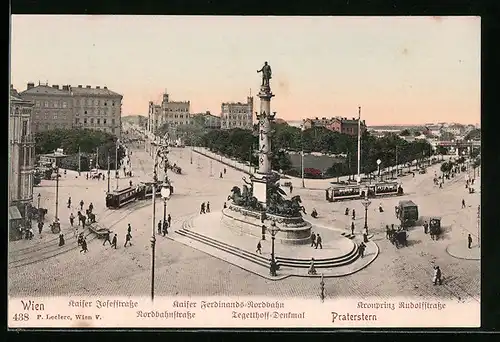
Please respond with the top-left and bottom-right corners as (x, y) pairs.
(304, 116), (367, 136)
(147, 93), (191, 133)
(70, 84), (123, 138)
(18, 82), (123, 138)
(191, 111), (221, 129)
(220, 97), (253, 130)
(9, 86), (36, 217)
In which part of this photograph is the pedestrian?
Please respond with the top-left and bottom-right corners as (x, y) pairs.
(345, 208), (349, 216)
(77, 211), (82, 225)
(158, 220), (162, 235)
(351, 222), (355, 236)
(385, 225), (390, 239)
(432, 265), (442, 285)
(80, 200), (84, 210)
(424, 221), (428, 234)
(129, 180), (133, 187)
(103, 231), (112, 246)
(80, 238), (88, 253)
(289, 184), (293, 194)
(206, 201), (211, 213)
(75, 226), (79, 238)
(38, 221), (43, 235)
(58, 233), (65, 247)
(310, 232), (316, 247)
(468, 234), (472, 249)
(200, 202), (205, 214)
(223, 202), (227, 209)
(352, 209), (356, 220)
(111, 234), (117, 249)
(162, 222), (168, 236)
(167, 214), (171, 228)
(124, 232), (132, 247)
(81, 215), (86, 228)
(359, 242), (366, 258)
(315, 234), (323, 249)
(103, 174), (105, 181)
(67, 197), (71, 209)
(307, 258), (317, 275)
(363, 227), (369, 243)
(220, 172), (223, 178)
(89, 202), (94, 213)
(256, 240), (262, 254)
(472, 178), (475, 185)
(69, 213), (75, 226)
(86, 174), (89, 180)
(224, 168), (226, 174)
(127, 223), (132, 235)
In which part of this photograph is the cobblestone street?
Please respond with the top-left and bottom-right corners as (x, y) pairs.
(9, 146), (480, 302)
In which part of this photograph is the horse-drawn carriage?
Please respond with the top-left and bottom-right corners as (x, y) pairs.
(429, 217), (441, 240)
(396, 200), (419, 229)
(389, 230), (408, 248)
(26, 204), (48, 221)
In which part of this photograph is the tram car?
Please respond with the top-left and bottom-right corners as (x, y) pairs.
(106, 187), (138, 209)
(136, 181), (175, 200)
(327, 185), (363, 202)
(369, 182), (403, 198)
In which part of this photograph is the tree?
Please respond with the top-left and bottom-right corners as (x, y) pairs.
(439, 131), (455, 141)
(464, 129), (480, 141)
(400, 129), (411, 136)
(440, 161), (454, 174)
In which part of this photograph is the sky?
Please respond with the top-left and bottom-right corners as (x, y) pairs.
(11, 16), (480, 125)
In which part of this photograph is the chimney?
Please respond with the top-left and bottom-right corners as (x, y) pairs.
(103, 86), (108, 89)
(86, 85), (91, 89)
(62, 85), (69, 91)
(78, 85), (83, 88)
(27, 82), (35, 90)
(52, 85), (59, 89)
(96, 86), (100, 89)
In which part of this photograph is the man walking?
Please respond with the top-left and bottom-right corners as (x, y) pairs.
(315, 234), (323, 249)
(111, 234), (118, 249)
(67, 197), (72, 209)
(158, 220), (162, 235)
(103, 231), (112, 246)
(433, 265), (442, 285)
(256, 240), (262, 254)
(206, 201), (211, 213)
(462, 199), (466, 209)
(124, 232), (132, 247)
(310, 232), (316, 247)
(38, 221), (43, 235)
(80, 238), (88, 253)
(352, 209), (356, 220)
(127, 223), (132, 235)
(80, 200), (84, 211)
(162, 222), (168, 237)
(359, 242), (366, 258)
(200, 202), (205, 214)
(468, 234), (473, 249)
(69, 213), (75, 227)
(351, 222), (355, 236)
(423, 221), (429, 234)
(167, 214), (171, 228)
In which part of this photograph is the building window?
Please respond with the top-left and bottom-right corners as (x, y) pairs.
(111, 119), (115, 125)
(90, 118), (94, 124)
(62, 101), (67, 108)
(104, 102), (107, 106)
(45, 124), (49, 130)
(83, 119), (87, 124)
(97, 119), (100, 124)
(84, 111), (87, 115)
(94, 99), (98, 106)
(44, 101), (49, 107)
(112, 101), (115, 106)
(53, 115), (57, 119)
(35, 101), (40, 107)
(54, 101), (59, 108)
(22, 120), (28, 137)
(75, 118), (79, 124)
(104, 119), (107, 124)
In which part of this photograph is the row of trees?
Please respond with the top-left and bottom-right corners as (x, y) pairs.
(34, 129), (126, 171)
(196, 123), (436, 179)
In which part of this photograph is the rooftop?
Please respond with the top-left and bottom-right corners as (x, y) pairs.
(20, 83), (122, 98)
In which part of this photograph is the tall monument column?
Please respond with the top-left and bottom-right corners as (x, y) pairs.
(256, 86), (275, 175)
(251, 61), (277, 208)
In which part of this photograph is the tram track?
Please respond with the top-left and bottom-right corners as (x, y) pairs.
(8, 200), (153, 269)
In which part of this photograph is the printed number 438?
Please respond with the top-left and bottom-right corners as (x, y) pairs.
(13, 313), (29, 321)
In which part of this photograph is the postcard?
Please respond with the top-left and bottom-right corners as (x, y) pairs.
(8, 15), (480, 328)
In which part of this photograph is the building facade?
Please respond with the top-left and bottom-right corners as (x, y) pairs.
(148, 93), (191, 133)
(19, 82), (123, 138)
(220, 97), (253, 130)
(9, 87), (36, 214)
(192, 111), (221, 129)
(304, 116), (367, 136)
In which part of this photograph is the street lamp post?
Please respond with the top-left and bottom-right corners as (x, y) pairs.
(115, 139), (119, 190)
(267, 221), (280, 276)
(361, 195), (372, 234)
(301, 124), (305, 188)
(107, 155), (111, 193)
(37, 193), (41, 209)
(376, 159), (381, 182)
(395, 145), (399, 178)
(162, 152), (171, 231)
(150, 141), (168, 302)
(190, 148), (193, 164)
